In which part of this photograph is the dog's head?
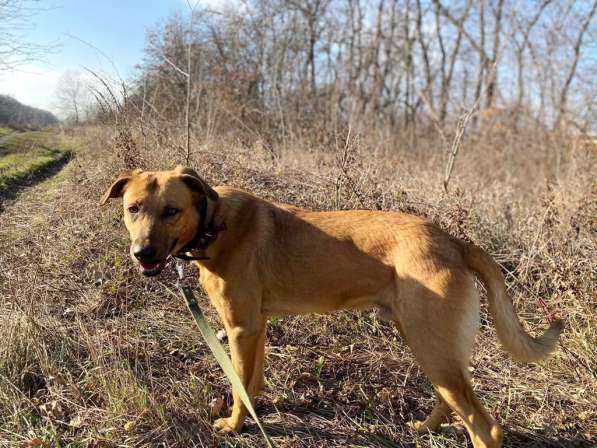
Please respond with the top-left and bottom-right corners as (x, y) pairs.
(100, 165), (218, 276)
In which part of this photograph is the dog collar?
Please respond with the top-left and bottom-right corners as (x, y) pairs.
(174, 196), (226, 261)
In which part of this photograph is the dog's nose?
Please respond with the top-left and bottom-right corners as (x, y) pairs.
(133, 244), (157, 261)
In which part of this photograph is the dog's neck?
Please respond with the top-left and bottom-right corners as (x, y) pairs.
(175, 197), (226, 261)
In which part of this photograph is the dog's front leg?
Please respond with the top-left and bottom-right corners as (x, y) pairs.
(213, 320), (267, 434)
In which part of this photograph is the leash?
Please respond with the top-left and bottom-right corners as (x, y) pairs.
(167, 261), (275, 448)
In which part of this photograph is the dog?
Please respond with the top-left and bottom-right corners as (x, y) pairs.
(100, 165), (563, 448)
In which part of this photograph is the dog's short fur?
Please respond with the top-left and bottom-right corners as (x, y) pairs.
(101, 166), (563, 448)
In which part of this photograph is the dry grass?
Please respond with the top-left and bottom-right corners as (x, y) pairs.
(0, 126), (594, 447)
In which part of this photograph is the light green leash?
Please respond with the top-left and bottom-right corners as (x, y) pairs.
(166, 262), (275, 448)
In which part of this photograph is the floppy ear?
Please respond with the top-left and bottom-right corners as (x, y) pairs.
(99, 170), (138, 205)
(177, 166), (218, 201)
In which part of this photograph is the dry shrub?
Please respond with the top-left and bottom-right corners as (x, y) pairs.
(0, 123), (594, 447)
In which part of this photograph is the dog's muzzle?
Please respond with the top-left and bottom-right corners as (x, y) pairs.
(138, 259), (167, 276)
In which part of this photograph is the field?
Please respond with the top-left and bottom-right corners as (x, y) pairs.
(0, 126), (595, 448)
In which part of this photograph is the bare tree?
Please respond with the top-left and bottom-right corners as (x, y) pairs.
(0, 0), (50, 70)
(285, 0), (331, 94)
(556, 0), (597, 127)
(130, 0), (597, 147)
(484, 0), (504, 108)
(511, 0), (552, 115)
(55, 71), (92, 125)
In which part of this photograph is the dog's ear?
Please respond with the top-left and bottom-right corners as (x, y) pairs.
(176, 166), (218, 201)
(100, 170), (139, 205)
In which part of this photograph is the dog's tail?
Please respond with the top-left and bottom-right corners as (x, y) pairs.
(463, 243), (564, 363)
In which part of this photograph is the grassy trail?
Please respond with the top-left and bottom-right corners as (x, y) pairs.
(0, 129), (78, 207)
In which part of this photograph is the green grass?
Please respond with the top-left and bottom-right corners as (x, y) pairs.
(0, 148), (67, 189)
(0, 127), (14, 138)
(0, 130), (78, 193)
(0, 129), (56, 153)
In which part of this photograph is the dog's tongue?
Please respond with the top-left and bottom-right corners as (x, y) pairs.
(141, 261), (160, 270)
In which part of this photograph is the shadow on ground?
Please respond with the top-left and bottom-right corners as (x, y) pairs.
(237, 410), (595, 447)
(503, 429), (594, 448)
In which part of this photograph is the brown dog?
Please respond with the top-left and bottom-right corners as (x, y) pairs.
(101, 166), (563, 448)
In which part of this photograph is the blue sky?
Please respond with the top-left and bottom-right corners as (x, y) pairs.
(0, 0), (224, 116)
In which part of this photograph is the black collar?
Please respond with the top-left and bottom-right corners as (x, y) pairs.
(174, 197), (226, 261)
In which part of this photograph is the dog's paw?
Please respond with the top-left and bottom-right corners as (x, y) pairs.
(213, 417), (241, 434)
(409, 419), (459, 436)
(407, 420), (441, 435)
(408, 419), (433, 434)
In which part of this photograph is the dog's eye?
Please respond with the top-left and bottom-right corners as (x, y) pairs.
(128, 205), (139, 214)
(164, 207), (179, 217)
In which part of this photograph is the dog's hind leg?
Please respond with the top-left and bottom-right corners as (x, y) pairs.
(380, 304), (452, 433)
(394, 273), (503, 448)
(411, 393), (452, 433)
(431, 367), (503, 448)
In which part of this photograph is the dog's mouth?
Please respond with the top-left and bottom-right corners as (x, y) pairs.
(138, 259), (167, 277)
(133, 240), (179, 277)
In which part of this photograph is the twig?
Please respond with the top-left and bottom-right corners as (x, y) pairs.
(443, 104), (477, 193)
(163, 56), (189, 78)
(185, 1), (199, 165)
